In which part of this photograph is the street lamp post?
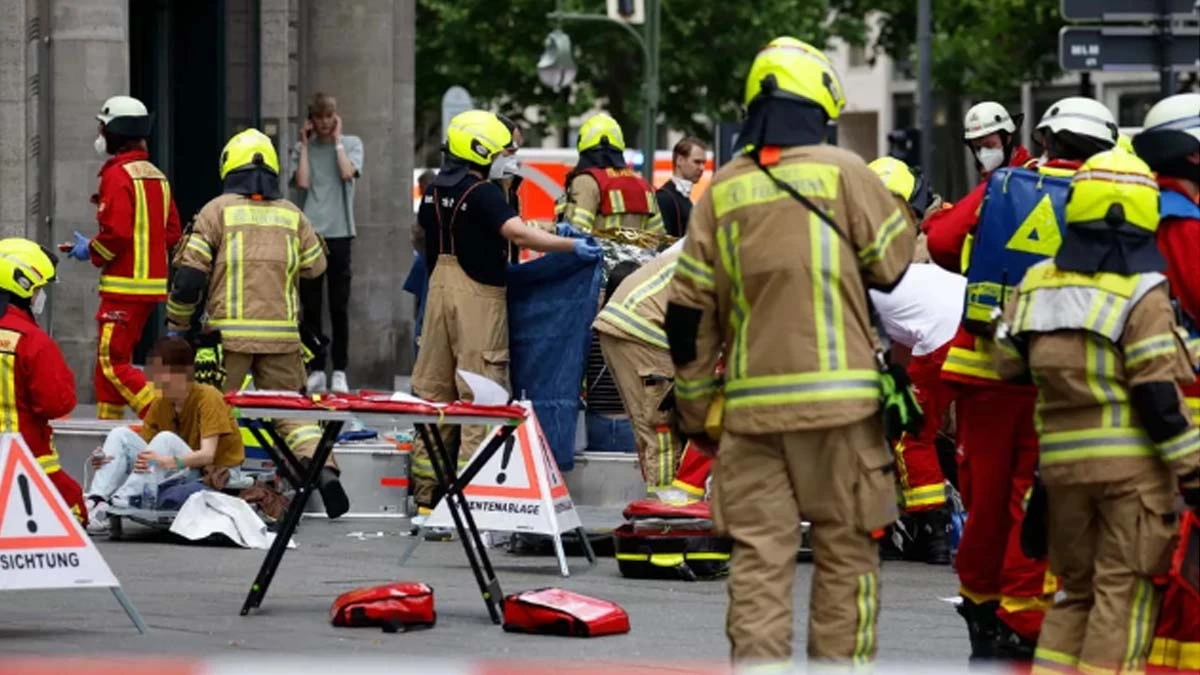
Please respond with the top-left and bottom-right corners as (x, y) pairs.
(545, 0), (660, 183)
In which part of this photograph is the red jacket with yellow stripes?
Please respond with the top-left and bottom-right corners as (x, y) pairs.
(89, 150), (182, 302)
(0, 305), (76, 460)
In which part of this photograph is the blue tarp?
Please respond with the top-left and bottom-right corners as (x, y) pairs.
(507, 254), (603, 471)
(404, 253), (602, 472)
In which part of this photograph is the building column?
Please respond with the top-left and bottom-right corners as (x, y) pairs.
(301, 0), (415, 387)
(46, 0), (130, 400)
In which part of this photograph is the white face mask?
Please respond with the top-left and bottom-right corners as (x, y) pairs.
(975, 147), (1005, 173)
(94, 134), (109, 158)
(31, 289), (46, 316)
(489, 155), (518, 180)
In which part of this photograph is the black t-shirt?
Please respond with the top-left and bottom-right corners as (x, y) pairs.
(418, 175), (518, 287)
(655, 180), (692, 238)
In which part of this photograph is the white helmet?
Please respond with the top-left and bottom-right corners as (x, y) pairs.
(1036, 97), (1118, 147)
(1133, 93), (1200, 176)
(964, 102), (1017, 140)
(96, 95), (152, 137)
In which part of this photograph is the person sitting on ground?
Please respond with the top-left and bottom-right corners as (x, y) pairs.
(86, 337), (246, 532)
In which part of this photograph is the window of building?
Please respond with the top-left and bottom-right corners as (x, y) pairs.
(849, 44), (868, 68)
(1117, 91), (1160, 128)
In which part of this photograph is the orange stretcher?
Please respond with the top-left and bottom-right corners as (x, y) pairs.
(226, 390), (527, 623)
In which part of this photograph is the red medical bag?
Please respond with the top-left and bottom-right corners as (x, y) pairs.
(502, 588), (630, 637)
(330, 582), (436, 632)
(615, 499), (731, 581)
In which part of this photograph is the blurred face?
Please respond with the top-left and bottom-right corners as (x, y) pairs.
(149, 358), (192, 403)
(311, 107), (337, 137)
(676, 145), (706, 182)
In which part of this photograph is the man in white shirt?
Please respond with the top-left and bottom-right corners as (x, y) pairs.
(868, 155), (963, 565)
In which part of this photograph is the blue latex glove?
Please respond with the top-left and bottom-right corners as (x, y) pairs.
(556, 222), (583, 238)
(572, 238), (602, 262)
(166, 329), (185, 339)
(67, 231), (90, 261)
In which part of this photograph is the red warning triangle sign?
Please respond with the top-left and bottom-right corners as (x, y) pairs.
(0, 436), (86, 550)
(466, 415), (567, 500)
(426, 402), (582, 539)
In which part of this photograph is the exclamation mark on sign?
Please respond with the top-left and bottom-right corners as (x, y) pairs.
(495, 435), (516, 485)
(17, 474), (37, 533)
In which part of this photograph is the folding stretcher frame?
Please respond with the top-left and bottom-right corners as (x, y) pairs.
(230, 394), (526, 624)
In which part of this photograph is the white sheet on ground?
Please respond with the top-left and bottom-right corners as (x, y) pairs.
(169, 491), (296, 549)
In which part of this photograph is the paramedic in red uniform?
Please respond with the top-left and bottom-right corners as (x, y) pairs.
(0, 238), (88, 525)
(923, 101), (1032, 271)
(1133, 92), (1200, 675)
(928, 97), (1119, 661)
(66, 96), (181, 420)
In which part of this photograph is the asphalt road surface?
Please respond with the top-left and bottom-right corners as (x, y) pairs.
(0, 514), (969, 668)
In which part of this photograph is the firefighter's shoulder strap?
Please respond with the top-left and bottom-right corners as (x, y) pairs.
(752, 148), (922, 442)
(432, 179), (488, 256)
(749, 149), (880, 308)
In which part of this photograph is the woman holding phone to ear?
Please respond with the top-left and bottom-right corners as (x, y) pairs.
(290, 92), (364, 394)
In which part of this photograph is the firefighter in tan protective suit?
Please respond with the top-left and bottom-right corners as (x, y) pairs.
(665, 37), (914, 666)
(593, 242), (713, 503)
(560, 113), (664, 236)
(166, 128), (349, 518)
(992, 150), (1200, 675)
(409, 110), (602, 524)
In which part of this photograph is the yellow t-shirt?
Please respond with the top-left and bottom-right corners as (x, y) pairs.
(140, 384), (245, 467)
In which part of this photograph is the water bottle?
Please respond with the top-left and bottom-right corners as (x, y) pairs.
(141, 461), (158, 510)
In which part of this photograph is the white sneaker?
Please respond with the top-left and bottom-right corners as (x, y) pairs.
(655, 486), (696, 506)
(306, 370), (327, 393)
(330, 370), (349, 394)
(86, 499), (110, 535)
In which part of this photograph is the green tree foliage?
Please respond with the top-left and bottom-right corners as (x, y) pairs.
(414, 0), (871, 160)
(414, 0), (1067, 162)
(870, 0), (1064, 100)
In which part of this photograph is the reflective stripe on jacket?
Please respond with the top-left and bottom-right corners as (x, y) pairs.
(994, 260), (1200, 483)
(593, 251), (678, 350)
(667, 145), (914, 435)
(0, 306), (77, 462)
(563, 172), (665, 235)
(91, 151), (182, 301)
(168, 194), (327, 354)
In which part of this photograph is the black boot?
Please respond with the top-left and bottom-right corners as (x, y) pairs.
(957, 598), (999, 662)
(992, 619), (1037, 662)
(921, 507), (952, 565)
(879, 524), (906, 561)
(299, 457), (350, 519)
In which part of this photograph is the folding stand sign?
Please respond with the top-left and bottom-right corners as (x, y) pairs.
(417, 401), (597, 577)
(233, 399), (525, 624)
(0, 434), (146, 634)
